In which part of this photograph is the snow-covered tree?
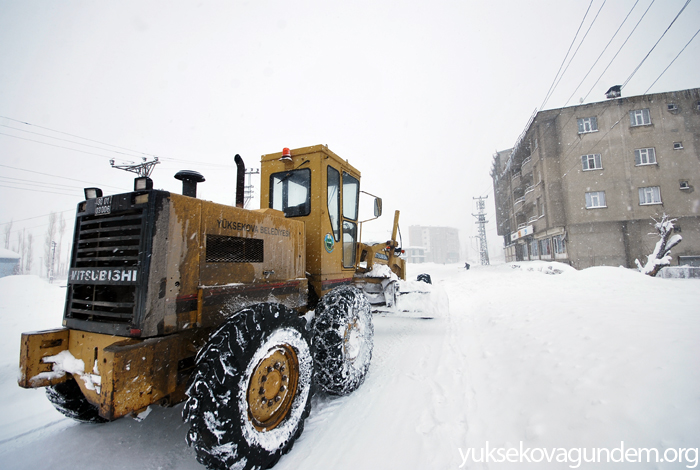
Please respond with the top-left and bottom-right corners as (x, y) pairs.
(635, 214), (682, 277)
(3, 220), (11, 249)
(25, 233), (34, 273)
(57, 213), (66, 275)
(44, 213), (57, 277)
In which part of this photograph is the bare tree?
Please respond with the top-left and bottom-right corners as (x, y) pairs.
(20, 228), (28, 274)
(3, 219), (12, 249)
(57, 213), (66, 275)
(635, 214), (682, 277)
(25, 233), (34, 273)
(44, 213), (57, 277)
(15, 231), (23, 274)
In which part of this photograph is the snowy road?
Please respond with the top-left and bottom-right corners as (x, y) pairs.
(1, 263), (699, 469)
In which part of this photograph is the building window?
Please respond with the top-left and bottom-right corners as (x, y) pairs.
(540, 238), (551, 257)
(530, 238), (539, 258)
(552, 235), (566, 254)
(667, 103), (678, 111)
(639, 186), (662, 205)
(680, 181), (690, 190)
(673, 142), (683, 150)
(581, 153), (602, 171)
(634, 148), (657, 165)
(630, 108), (651, 126)
(577, 117), (598, 134)
(585, 191), (606, 209)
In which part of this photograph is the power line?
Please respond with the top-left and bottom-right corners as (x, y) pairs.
(0, 115), (158, 158)
(0, 183), (78, 197)
(0, 175), (84, 190)
(549, 0), (608, 108)
(0, 163), (127, 191)
(0, 115), (234, 170)
(540, 0), (594, 110)
(581, 0), (657, 103)
(0, 123), (154, 161)
(564, 0), (640, 107)
(621, 0), (693, 89)
(0, 209), (75, 227)
(643, 26), (700, 94)
(0, 131), (123, 160)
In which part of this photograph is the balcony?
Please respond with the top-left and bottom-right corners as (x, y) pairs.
(514, 196), (526, 206)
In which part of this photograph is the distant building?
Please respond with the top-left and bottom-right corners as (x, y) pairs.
(408, 226), (460, 264)
(0, 248), (20, 278)
(491, 87), (700, 269)
(405, 246), (426, 264)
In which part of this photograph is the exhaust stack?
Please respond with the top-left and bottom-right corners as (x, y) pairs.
(235, 154), (245, 208)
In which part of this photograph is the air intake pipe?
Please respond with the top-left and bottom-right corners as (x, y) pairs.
(235, 154), (245, 208)
(174, 170), (205, 198)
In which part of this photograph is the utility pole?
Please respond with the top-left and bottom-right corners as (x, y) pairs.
(244, 168), (260, 209)
(472, 196), (490, 265)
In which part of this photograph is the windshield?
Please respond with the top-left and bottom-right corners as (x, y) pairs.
(269, 169), (311, 217)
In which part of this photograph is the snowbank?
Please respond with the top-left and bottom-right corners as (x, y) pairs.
(0, 265), (698, 470)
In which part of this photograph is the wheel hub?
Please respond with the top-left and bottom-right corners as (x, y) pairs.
(343, 319), (361, 362)
(247, 344), (299, 431)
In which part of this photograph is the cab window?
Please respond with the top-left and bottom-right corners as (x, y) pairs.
(269, 169), (311, 217)
(342, 172), (359, 220)
(327, 166), (341, 241)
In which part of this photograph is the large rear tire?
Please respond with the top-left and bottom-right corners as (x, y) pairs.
(311, 285), (373, 395)
(45, 377), (107, 423)
(183, 303), (314, 470)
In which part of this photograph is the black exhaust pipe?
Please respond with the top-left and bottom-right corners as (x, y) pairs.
(234, 154), (245, 208)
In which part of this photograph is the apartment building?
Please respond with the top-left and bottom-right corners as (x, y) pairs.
(408, 225), (460, 264)
(491, 87), (700, 269)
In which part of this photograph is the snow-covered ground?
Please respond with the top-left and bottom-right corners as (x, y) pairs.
(0, 263), (698, 469)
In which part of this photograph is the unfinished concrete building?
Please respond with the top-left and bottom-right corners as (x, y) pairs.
(491, 87), (700, 269)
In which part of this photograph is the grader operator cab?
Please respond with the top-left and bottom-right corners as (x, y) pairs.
(18, 144), (437, 470)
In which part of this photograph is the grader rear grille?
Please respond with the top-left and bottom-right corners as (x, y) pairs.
(206, 235), (264, 263)
(67, 209), (145, 324)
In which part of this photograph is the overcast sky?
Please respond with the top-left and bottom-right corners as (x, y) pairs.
(1, 0), (699, 268)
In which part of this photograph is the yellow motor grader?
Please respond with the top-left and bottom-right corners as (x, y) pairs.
(18, 144), (432, 470)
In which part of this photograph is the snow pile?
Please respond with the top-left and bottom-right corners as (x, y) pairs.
(0, 265), (698, 469)
(36, 350), (102, 393)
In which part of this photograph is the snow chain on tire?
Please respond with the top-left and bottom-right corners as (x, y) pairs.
(311, 285), (374, 395)
(46, 377), (108, 423)
(183, 303), (314, 470)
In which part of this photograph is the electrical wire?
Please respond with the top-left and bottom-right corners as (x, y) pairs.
(548, 0), (608, 108)
(643, 26), (700, 94)
(0, 163), (127, 191)
(564, 0), (640, 106)
(621, 0), (693, 89)
(0, 183), (78, 197)
(0, 116), (235, 170)
(540, 0), (594, 111)
(0, 209), (75, 227)
(0, 175), (85, 190)
(581, 0), (657, 103)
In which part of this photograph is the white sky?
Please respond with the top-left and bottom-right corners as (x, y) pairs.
(1, 0), (699, 268)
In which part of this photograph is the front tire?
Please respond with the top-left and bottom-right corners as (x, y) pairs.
(46, 377), (107, 423)
(183, 303), (314, 470)
(311, 285), (374, 395)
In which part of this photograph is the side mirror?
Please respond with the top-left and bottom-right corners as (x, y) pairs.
(374, 198), (383, 218)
